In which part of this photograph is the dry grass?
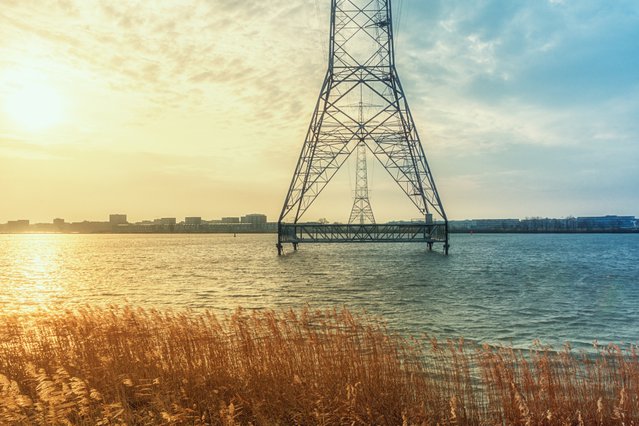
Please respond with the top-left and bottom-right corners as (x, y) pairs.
(0, 306), (638, 425)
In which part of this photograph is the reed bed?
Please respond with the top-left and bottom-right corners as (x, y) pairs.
(0, 306), (637, 425)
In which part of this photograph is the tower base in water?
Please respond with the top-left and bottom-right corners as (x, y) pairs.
(277, 223), (449, 255)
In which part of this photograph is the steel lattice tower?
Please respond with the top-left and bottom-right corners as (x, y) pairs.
(348, 142), (376, 224)
(278, 0), (449, 254)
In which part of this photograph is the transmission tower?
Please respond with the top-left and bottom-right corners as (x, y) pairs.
(277, 0), (449, 254)
(348, 143), (376, 224)
(349, 86), (376, 225)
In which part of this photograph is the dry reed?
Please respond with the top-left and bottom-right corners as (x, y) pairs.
(0, 306), (637, 425)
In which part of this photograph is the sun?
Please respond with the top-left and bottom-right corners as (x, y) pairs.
(2, 74), (66, 132)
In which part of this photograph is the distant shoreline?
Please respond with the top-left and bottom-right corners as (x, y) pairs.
(451, 229), (639, 234)
(2, 215), (636, 234)
(1, 230), (638, 235)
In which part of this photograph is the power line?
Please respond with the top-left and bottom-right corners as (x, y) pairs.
(391, 0), (404, 51)
(314, 0), (328, 60)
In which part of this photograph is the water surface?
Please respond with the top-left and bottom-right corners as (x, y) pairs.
(1, 233), (637, 349)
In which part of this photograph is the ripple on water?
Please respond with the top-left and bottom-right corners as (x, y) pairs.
(0, 233), (638, 349)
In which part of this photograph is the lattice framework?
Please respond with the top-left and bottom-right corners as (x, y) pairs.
(278, 0), (448, 253)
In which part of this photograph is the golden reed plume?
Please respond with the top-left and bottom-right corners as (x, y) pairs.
(0, 306), (637, 424)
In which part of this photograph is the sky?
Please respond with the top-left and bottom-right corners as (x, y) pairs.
(0, 0), (637, 223)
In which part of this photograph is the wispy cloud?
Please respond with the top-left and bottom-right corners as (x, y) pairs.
(0, 0), (637, 221)
(0, 0), (326, 121)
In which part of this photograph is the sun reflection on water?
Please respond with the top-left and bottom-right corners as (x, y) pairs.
(2, 234), (68, 313)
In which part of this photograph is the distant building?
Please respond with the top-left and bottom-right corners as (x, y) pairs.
(474, 219), (519, 231)
(241, 214), (267, 225)
(136, 220), (154, 225)
(109, 214), (128, 225)
(155, 218), (177, 226)
(448, 220), (474, 232)
(185, 217), (202, 226)
(447, 215), (638, 233)
(576, 215), (636, 231)
(221, 217), (240, 224)
(53, 218), (66, 231)
(7, 220), (30, 231)
(69, 221), (112, 233)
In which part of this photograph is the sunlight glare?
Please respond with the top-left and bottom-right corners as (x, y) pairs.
(2, 71), (67, 132)
(6, 235), (65, 314)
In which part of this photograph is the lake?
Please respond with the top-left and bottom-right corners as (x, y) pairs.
(1, 233), (637, 349)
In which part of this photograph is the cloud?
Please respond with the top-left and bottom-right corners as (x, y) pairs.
(389, 0), (639, 218)
(0, 0), (637, 221)
(0, 0), (325, 124)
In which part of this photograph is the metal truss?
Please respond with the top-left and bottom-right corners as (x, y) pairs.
(278, 0), (448, 254)
(279, 223), (447, 245)
(348, 142), (376, 224)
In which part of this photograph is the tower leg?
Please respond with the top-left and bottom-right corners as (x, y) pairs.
(293, 242), (298, 251)
(276, 243), (283, 256)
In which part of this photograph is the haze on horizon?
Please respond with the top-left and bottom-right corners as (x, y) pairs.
(1, 0), (637, 224)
